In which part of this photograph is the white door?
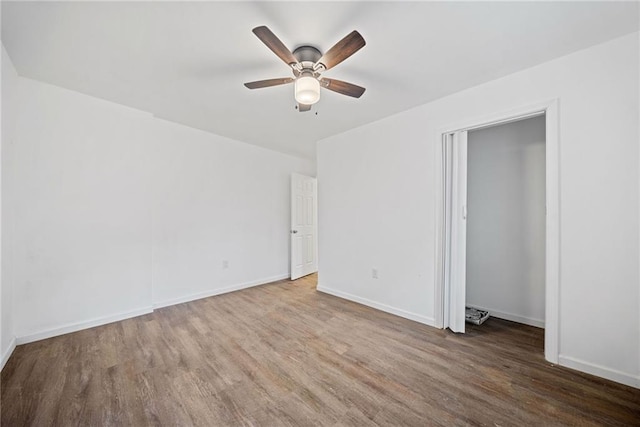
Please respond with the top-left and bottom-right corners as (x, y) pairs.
(291, 173), (317, 280)
(448, 131), (468, 333)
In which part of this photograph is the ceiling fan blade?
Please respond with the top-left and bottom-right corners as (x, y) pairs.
(320, 78), (366, 98)
(316, 31), (365, 71)
(298, 103), (311, 112)
(252, 26), (299, 66)
(244, 78), (294, 89)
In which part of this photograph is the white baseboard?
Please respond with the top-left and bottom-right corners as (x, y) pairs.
(152, 274), (289, 309)
(467, 304), (544, 328)
(16, 306), (154, 345)
(1, 336), (17, 371)
(13, 274), (290, 347)
(317, 285), (437, 328)
(559, 355), (639, 389)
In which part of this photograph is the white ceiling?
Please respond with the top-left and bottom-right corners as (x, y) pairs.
(2, 1), (638, 159)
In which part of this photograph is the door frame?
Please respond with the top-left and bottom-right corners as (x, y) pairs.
(433, 99), (560, 364)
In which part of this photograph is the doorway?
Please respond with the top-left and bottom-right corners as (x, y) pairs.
(435, 100), (559, 364)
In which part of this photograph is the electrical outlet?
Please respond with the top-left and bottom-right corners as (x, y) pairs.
(372, 268), (378, 279)
(222, 260), (229, 269)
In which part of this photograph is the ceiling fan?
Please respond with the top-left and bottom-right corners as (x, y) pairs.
(244, 26), (366, 112)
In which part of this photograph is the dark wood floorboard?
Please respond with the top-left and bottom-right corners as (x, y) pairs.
(2, 274), (639, 426)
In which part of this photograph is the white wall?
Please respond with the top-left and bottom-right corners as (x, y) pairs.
(10, 76), (156, 341)
(3, 53), (314, 345)
(150, 118), (311, 307)
(466, 116), (546, 327)
(1, 45), (17, 368)
(317, 33), (639, 387)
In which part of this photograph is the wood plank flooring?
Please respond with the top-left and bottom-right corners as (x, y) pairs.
(2, 274), (639, 426)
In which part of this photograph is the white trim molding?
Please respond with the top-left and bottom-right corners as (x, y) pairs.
(559, 355), (640, 389)
(317, 285), (437, 327)
(1, 336), (17, 371)
(16, 307), (153, 345)
(13, 274), (289, 347)
(152, 274), (289, 309)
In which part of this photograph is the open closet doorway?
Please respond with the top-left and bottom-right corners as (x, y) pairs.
(436, 101), (560, 364)
(466, 116), (546, 329)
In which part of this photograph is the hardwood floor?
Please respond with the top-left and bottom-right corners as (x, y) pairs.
(2, 274), (639, 426)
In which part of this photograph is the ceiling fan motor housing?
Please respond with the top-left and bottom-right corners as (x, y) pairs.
(292, 45), (322, 67)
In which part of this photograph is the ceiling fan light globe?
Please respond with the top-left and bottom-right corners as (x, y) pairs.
(295, 76), (320, 105)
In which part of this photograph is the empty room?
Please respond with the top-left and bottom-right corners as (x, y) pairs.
(1, 1), (639, 425)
